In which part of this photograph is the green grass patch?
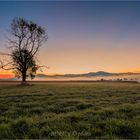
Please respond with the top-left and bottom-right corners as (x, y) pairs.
(0, 82), (140, 139)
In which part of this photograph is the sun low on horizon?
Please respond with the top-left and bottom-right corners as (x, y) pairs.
(1, 1), (140, 78)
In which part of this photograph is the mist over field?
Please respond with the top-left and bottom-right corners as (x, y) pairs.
(28, 72), (140, 82)
(34, 75), (140, 81)
(2, 73), (140, 82)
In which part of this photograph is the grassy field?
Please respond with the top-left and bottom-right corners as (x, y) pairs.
(0, 82), (140, 139)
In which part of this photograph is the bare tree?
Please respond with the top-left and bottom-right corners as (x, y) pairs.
(0, 17), (48, 84)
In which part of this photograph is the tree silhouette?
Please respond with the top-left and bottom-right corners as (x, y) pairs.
(0, 17), (48, 84)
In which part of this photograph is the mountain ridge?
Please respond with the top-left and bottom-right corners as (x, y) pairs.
(36, 71), (140, 78)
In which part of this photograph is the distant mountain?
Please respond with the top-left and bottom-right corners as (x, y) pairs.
(36, 71), (140, 78)
(83, 71), (116, 77)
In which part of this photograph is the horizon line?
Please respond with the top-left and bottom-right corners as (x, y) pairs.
(1, 70), (140, 78)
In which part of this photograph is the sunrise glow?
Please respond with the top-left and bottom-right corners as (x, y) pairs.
(0, 1), (140, 76)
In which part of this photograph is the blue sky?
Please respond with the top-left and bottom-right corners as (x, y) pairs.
(1, 1), (140, 41)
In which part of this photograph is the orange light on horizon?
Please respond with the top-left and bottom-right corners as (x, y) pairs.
(0, 74), (14, 79)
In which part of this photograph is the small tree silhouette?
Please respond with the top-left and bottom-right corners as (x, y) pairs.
(0, 17), (48, 84)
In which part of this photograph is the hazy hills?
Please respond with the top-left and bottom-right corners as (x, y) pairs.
(36, 71), (139, 78)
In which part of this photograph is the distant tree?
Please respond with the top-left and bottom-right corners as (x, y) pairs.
(100, 78), (104, 81)
(0, 17), (48, 84)
(123, 78), (128, 81)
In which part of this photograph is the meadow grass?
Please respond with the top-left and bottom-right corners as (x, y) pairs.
(0, 82), (140, 139)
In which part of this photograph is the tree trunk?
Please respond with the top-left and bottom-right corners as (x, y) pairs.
(21, 69), (27, 85)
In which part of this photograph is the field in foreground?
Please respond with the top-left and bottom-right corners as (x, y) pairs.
(0, 82), (140, 139)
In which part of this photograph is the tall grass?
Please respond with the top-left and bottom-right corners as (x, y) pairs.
(0, 82), (140, 139)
